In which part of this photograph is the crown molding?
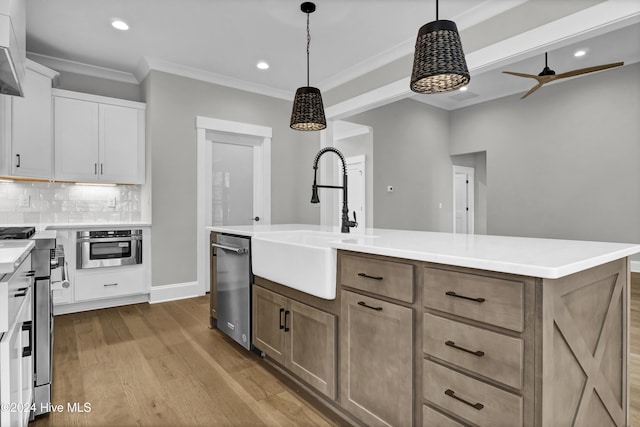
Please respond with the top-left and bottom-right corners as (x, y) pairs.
(137, 56), (293, 100)
(26, 52), (138, 84)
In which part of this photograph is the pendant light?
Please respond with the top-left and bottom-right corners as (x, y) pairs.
(410, 0), (470, 94)
(290, 2), (326, 131)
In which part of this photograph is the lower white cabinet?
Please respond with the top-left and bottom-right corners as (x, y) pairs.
(74, 266), (145, 302)
(0, 285), (33, 427)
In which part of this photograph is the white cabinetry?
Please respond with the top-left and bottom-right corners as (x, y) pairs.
(53, 89), (145, 184)
(0, 60), (58, 179)
(0, 254), (33, 427)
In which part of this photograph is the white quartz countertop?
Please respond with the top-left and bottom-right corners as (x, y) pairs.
(0, 240), (35, 276)
(207, 224), (640, 279)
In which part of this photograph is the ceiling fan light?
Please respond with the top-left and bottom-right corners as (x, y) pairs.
(410, 20), (470, 94)
(290, 86), (326, 131)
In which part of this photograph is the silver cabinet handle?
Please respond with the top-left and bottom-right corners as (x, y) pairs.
(211, 243), (248, 255)
(103, 283), (118, 287)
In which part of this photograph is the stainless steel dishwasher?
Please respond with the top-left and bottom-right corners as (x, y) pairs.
(213, 234), (252, 350)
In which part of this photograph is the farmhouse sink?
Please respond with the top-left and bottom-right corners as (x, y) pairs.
(251, 230), (375, 300)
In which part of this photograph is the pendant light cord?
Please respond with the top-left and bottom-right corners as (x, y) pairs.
(306, 12), (310, 87)
(435, 0), (439, 20)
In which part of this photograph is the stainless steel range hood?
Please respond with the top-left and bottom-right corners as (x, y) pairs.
(0, 0), (25, 97)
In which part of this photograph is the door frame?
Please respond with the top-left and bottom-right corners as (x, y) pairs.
(196, 116), (272, 295)
(452, 165), (475, 234)
(334, 155), (366, 229)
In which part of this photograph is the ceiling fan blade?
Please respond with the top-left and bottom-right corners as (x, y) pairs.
(502, 71), (541, 80)
(555, 62), (624, 79)
(520, 82), (544, 99)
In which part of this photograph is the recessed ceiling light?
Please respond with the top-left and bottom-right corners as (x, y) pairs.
(256, 61), (270, 70)
(111, 20), (129, 31)
(459, 86), (468, 91)
(574, 50), (586, 57)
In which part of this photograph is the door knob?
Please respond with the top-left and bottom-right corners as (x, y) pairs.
(251, 217), (260, 222)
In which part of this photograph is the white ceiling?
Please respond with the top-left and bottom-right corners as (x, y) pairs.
(25, 0), (640, 111)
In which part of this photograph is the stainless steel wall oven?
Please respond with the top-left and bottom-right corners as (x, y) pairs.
(76, 229), (142, 269)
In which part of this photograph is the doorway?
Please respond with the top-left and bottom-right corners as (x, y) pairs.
(196, 116), (272, 294)
(453, 165), (474, 234)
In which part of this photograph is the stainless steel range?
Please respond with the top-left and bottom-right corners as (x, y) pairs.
(0, 226), (64, 418)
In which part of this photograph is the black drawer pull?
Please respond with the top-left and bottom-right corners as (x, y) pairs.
(284, 310), (290, 332)
(357, 272), (383, 281)
(445, 291), (485, 303)
(357, 301), (383, 311)
(445, 389), (484, 410)
(445, 340), (485, 357)
(279, 308), (285, 330)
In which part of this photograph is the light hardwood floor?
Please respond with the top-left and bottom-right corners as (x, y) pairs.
(30, 296), (347, 427)
(30, 274), (640, 426)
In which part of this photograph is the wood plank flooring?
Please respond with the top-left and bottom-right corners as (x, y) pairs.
(30, 296), (347, 427)
(29, 273), (640, 426)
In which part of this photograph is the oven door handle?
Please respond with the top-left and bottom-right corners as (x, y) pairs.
(79, 237), (140, 243)
(211, 243), (248, 255)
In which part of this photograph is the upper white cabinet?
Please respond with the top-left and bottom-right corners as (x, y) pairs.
(53, 89), (145, 184)
(0, 60), (58, 179)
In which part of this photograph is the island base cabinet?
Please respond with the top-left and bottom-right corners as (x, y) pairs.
(340, 290), (413, 427)
(252, 285), (336, 400)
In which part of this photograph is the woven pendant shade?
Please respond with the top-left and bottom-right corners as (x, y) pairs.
(290, 86), (326, 131)
(290, 2), (326, 131)
(410, 19), (470, 94)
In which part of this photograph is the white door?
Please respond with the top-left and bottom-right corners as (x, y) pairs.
(336, 155), (366, 230)
(453, 166), (474, 234)
(211, 142), (255, 226)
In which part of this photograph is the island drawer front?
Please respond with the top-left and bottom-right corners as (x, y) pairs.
(423, 267), (524, 332)
(1, 254), (32, 334)
(423, 313), (523, 389)
(423, 359), (523, 427)
(340, 254), (414, 303)
(74, 267), (145, 301)
(423, 405), (465, 427)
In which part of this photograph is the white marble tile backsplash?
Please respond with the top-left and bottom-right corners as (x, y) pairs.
(0, 181), (141, 225)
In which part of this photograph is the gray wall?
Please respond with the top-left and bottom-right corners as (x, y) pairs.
(349, 99), (452, 231)
(55, 70), (143, 102)
(144, 71), (320, 287)
(451, 62), (640, 244)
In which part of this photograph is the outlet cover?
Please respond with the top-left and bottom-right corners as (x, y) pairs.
(107, 197), (117, 208)
(18, 194), (30, 208)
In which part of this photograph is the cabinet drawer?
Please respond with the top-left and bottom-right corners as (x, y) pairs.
(1, 254), (32, 334)
(74, 267), (145, 301)
(423, 313), (523, 389)
(423, 268), (524, 332)
(423, 359), (522, 427)
(340, 253), (414, 303)
(423, 405), (465, 427)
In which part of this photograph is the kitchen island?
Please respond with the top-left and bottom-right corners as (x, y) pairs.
(208, 225), (640, 427)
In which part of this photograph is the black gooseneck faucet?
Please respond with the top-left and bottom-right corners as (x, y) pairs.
(311, 147), (358, 233)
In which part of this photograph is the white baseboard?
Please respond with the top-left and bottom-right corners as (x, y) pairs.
(149, 281), (203, 304)
(631, 260), (640, 273)
(53, 293), (149, 315)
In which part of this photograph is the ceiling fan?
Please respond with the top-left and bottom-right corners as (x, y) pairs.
(502, 52), (624, 99)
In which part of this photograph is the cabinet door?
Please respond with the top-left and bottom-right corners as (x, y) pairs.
(11, 69), (53, 178)
(210, 232), (218, 327)
(99, 104), (142, 183)
(252, 286), (286, 365)
(0, 315), (24, 426)
(287, 299), (336, 400)
(54, 96), (99, 182)
(340, 290), (413, 427)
